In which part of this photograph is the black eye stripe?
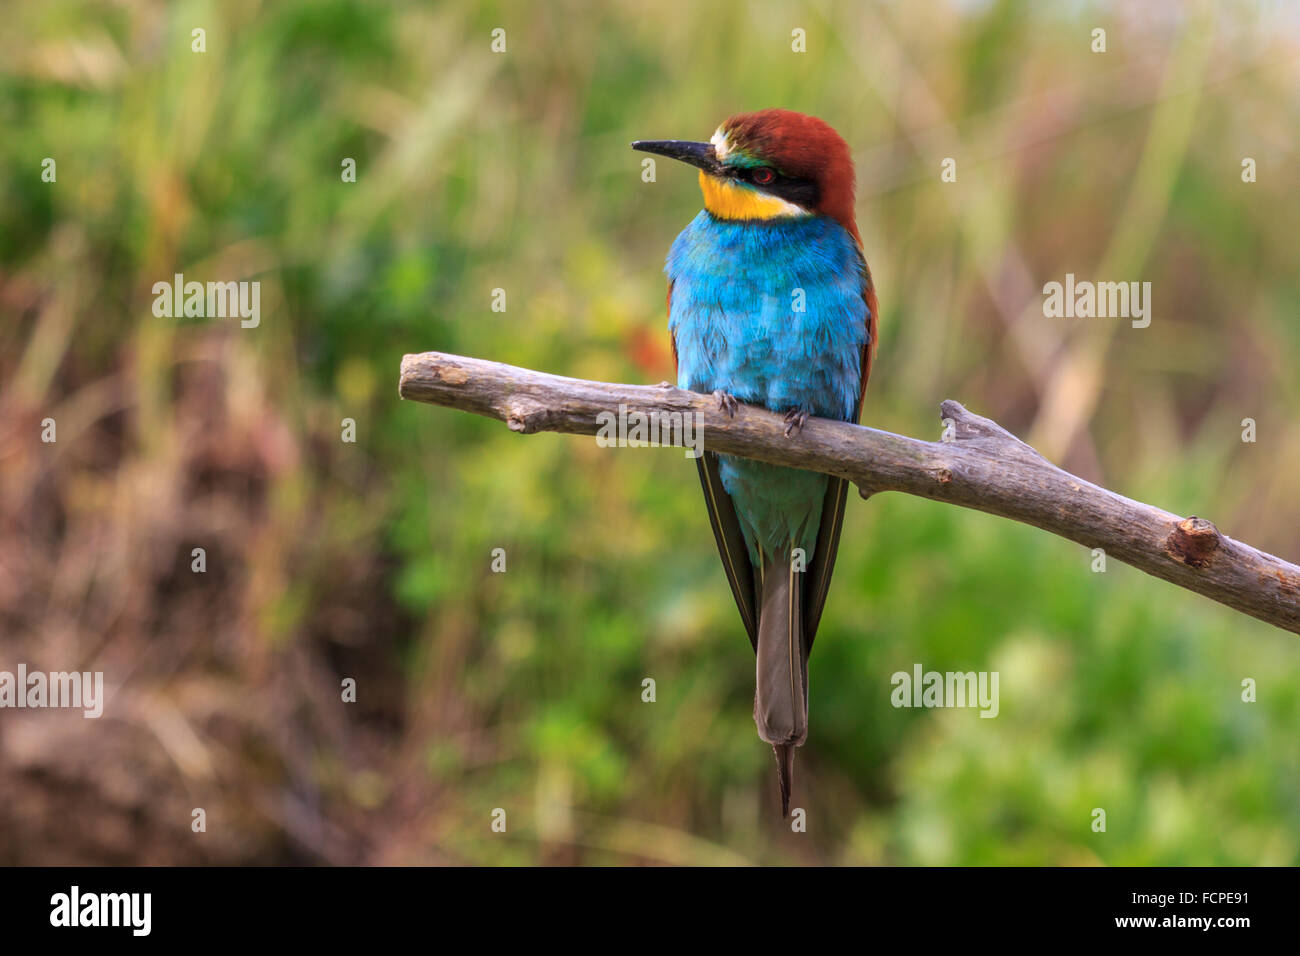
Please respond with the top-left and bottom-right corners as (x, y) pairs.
(767, 178), (820, 208)
(722, 165), (819, 206)
(724, 165), (780, 182)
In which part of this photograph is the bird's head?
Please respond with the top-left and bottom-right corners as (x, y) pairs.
(632, 108), (858, 241)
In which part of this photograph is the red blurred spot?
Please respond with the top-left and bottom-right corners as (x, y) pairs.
(625, 325), (674, 380)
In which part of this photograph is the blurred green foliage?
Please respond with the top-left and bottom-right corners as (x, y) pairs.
(2, 0), (1299, 864)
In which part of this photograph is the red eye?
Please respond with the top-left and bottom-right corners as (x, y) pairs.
(752, 167), (775, 185)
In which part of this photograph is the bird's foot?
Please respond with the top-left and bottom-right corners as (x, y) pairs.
(713, 390), (739, 418)
(783, 407), (809, 437)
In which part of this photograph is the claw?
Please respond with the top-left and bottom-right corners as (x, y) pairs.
(783, 408), (809, 437)
(713, 390), (739, 418)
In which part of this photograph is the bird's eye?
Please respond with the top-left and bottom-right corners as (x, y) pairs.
(751, 167), (776, 185)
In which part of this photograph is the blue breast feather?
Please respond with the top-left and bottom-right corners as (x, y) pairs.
(666, 210), (868, 422)
(666, 211), (870, 561)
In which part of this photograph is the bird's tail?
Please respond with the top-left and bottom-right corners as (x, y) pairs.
(754, 551), (808, 816)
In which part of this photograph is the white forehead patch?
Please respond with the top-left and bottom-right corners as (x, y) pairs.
(710, 128), (731, 161)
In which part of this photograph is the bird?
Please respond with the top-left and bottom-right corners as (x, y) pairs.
(632, 109), (877, 816)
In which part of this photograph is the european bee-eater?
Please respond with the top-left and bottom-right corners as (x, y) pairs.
(633, 109), (877, 815)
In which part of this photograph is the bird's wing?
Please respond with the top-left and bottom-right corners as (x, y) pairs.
(697, 450), (760, 650)
(802, 254), (877, 648)
(670, 281), (760, 650)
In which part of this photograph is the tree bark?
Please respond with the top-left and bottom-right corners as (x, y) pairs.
(399, 350), (1300, 635)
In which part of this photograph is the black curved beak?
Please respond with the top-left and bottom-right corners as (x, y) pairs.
(630, 140), (721, 175)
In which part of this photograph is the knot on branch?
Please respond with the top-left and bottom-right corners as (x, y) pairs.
(1166, 516), (1222, 568)
(504, 396), (552, 434)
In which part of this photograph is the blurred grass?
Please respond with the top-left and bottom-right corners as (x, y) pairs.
(2, 0), (1300, 864)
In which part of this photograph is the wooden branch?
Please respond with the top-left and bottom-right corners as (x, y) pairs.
(399, 350), (1300, 635)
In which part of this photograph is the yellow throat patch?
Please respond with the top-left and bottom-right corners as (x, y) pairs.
(698, 171), (808, 221)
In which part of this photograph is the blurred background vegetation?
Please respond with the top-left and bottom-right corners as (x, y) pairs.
(2, 0), (1299, 865)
